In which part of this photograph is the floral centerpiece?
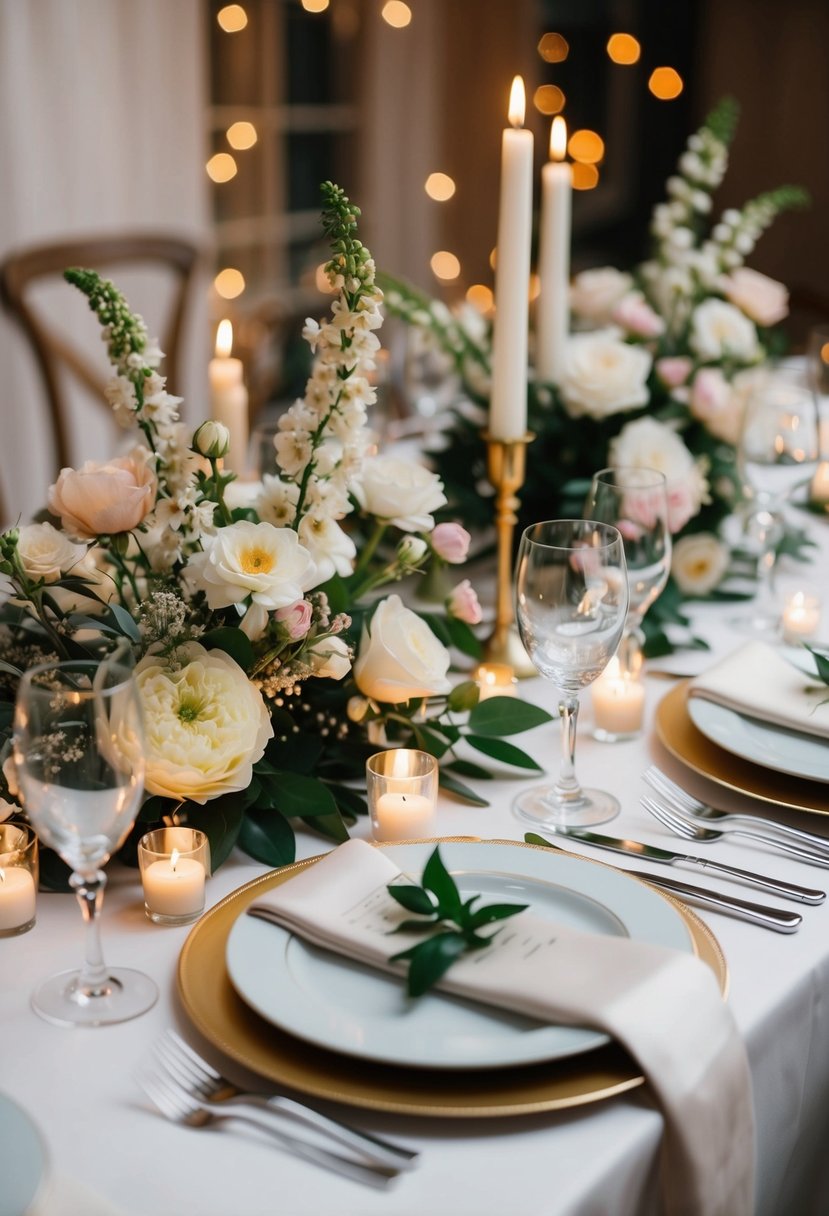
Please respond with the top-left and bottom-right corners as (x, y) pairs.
(0, 183), (551, 882)
(383, 99), (811, 654)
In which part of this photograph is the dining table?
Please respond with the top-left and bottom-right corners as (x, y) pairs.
(2, 508), (828, 1216)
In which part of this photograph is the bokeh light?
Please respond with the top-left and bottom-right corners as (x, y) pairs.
(466, 284), (494, 312)
(217, 5), (247, 32)
(301, 0), (329, 11)
(382, 1), (412, 28)
(537, 32), (569, 62)
(572, 163), (600, 191)
(533, 84), (566, 116)
(430, 251), (461, 282)
(607, 33), (641, 64)
(214, 268), (246, 299)
(567, 129), (605, 165)
(425, 172), (456, 201)
(649, 67), (684, 100)
(206, 153), (238, 183)
(226, 121), (257, 150)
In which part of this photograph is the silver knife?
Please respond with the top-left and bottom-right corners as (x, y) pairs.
(542, 828), (825, 905)
(524, 835), (803, 933)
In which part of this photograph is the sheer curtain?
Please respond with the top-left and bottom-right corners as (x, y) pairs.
(0, 0), (211, 524)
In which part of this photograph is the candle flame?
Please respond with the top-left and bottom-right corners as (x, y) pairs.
(215, 318), (233, 358)
(550, 115), (567, 161)
(508, 75), (526, 128)
(170, 848), (180, 873)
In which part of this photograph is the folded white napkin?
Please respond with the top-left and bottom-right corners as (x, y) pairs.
(689, 640), (829, 740)
(251, 838), (754, 1216)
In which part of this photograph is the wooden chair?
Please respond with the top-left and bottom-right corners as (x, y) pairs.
(0, 233), (200, 470)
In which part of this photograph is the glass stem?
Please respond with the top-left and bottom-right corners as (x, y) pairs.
(554, 696), (585, 806)
(70, 870), (112, 998)
(618, 626), (645, 680)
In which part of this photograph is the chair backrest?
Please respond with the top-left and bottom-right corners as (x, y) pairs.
(0, 233), (200, 471)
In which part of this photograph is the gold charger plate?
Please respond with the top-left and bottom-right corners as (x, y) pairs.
(177, 838), (726, 1118)
(655, 682), (829, 816)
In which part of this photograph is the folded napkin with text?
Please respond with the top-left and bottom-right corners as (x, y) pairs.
(250, 838), (754, 1216)
(689, 640), (828, 739)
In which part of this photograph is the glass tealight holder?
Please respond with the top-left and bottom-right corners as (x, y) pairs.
(591, 656), (646, 743)
(367, 750), (438, 842)
(0, 823), (38, 937)
(474, 662), (518, 702)
(137, 828), (210, 926)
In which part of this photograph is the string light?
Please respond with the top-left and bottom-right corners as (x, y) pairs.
(649, 67), (684, 99)
(214, 268), (246, 299)
(301, 0), (329, 11)
(572, 163), (600, 191)
(381, 1), (412, 28)
(607, 33), (641, 64)
(466, 284), (493, 312)
(425, 172), (456, 201)
(206, 153), (238, 183)
(537, 32), (569, 62)
(430, 251), (461, 282)
(217, 4), (247, 33)
(533, 85), (565, 115)
(567, 129), (605, 165)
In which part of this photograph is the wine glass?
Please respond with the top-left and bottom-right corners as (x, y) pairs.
(583, 467), (671, 682)
(13, 651), (158, 1026)
(512, 520), (629, 828)
(736, 378), (820, 633)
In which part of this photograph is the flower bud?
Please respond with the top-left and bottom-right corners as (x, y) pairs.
(192, 420), (231, 460)
(396, 535), (428, 568)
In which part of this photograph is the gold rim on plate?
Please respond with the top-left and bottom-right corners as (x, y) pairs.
(177, 837), (726, 1118)
(655, 682), (829, 816)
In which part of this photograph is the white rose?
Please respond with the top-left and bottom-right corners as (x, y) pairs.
(353, 457), (447, 532)
(569, 268), (633, 325)
(689, 299), (761, 362)
(671, 533), (730, 595)
(307, 634), (352, 680)
(353, 593), (451, 703)
(184, 520), (317, 611)
(192, 420), (231, 459)
(609, 417), (709, 532)
(16, 522), (87, 584)
(135, 644), (273, 804)
(721, 267), (789, 328)
(559, 330), (652, 420)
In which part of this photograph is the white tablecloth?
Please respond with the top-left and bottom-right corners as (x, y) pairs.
(3, 519), (829, 1216)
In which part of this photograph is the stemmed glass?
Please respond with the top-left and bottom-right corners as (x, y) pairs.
(583, 467), (671, 681)
(736, 379), (819, 633)
(13, 651), (157, 1026)
(512, 520), (629, 828)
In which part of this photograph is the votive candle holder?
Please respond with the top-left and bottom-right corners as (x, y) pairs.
(0, 823), (38, 937)
(138, 827), (210, 926)
(367, 750), (438, 842)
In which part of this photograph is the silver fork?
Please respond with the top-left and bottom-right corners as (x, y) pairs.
(644, 766), (829, 857)
(137, 1064), (400, 1189)
(641, 796), (829, 879)
(156, 1030), (417, 1172)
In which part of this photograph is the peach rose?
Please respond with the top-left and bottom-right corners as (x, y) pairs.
(48, 449), (157, 540)
(721, 268), (789, 328)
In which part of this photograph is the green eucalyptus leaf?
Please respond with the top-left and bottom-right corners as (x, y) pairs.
(467, 698), (553, 736)
(443, 759), (493, 780)
(447, 680), (480, 712)
(465, 734), (543, 770)
(443, 616), (483, 659)
(237, 806), (296, 867)
(390, 931), (468, 997)
(107, 603), (141, 641)
(309, 809), (350, 843)
(467, 902), (528, 929)
(387, 883), (436, 916)
(438, 772), (489, 806)
(422, 847), (463, 919)
(806, 645), (829, 685)
(268, 772), (338, 819)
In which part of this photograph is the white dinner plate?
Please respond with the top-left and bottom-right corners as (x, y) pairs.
(688, 697), (829, 785)
(0, 1092), (48, 1216)
(226, 840), (693, 1072)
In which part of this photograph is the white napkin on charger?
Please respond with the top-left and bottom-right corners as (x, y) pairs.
(250, 838), (755, 1216)
(689, 640), (829, 740)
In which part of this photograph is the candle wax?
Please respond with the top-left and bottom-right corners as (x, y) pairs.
(209, 355), (249, 476)
(142, 857), (205, 917)
(0, 866), (36, 931)
(536, 159), (572, 384)
(373, 793), (436, 842)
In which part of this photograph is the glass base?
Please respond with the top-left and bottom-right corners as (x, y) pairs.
(32, 967), (159, 1028)
(512, 784), (620, 829)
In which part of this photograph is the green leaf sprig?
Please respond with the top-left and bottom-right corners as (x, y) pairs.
(386, 847), (527, 998)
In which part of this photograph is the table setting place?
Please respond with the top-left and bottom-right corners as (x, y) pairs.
(2, 86), (829, 1216)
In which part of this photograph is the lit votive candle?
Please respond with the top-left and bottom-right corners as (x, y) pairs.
(475, 663), (518, 702)
(0, 824), (38, 937)
(138, 828), (210, 926)
(782, 591), (822, 643)
(591, 657), (646, 742)
(367, 749), (438, 842)
(810, 461), (829, 507)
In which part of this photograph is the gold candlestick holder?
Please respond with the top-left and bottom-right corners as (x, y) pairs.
(482, 430), (537, 677)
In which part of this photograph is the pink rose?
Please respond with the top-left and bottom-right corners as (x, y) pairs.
(276, 599), (313, 640)
(655, 356), (693, 389)
(48, 449), (156, 540)
(446, 579), (482, 625)
(611, 292), (665, 339)
(690, 368), (742, 445)
(666, 482), (697, 533)
(721, 267), (789, 328)
(430, 522), (471, 564)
